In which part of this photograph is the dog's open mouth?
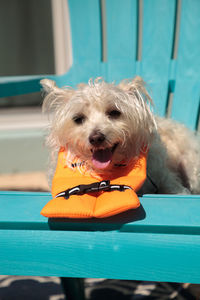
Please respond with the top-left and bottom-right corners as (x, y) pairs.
(91, 143), (118, 169)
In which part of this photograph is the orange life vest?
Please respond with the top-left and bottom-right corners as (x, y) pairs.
(41, 149), (147, 218)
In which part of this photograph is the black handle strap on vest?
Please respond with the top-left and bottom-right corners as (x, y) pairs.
(55, 180), (132, 200)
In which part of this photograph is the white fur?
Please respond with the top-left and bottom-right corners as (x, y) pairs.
(41, 77), (200, 194)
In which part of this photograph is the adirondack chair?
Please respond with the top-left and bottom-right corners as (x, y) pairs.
(0, 0), (200, 299)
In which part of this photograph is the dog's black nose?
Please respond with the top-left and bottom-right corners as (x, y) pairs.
(89, 131), (105, 147)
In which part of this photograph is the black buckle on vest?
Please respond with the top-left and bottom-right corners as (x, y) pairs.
(56, 180), (110, 199)
(56, 180), (132, 200)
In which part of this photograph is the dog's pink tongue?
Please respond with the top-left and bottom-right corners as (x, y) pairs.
(92, 148), (112, 169)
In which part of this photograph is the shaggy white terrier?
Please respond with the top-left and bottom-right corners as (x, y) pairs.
(41, 77), (200, 195)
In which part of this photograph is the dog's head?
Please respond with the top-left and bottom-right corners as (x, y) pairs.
(41, 77), (156, 173)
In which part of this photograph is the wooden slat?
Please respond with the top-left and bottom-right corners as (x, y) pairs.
(174, 0), (200, 78)
(141, 0), (176, 116)
(0, 192), (49, 229)
(0, 194), (200, 282)
(142, 0), (176, 79)
(68, 0), (101, 62)
(105, 0), (138, 81)
(0, 192), (200, 233)
(0, 227), (200, 282)
(171, 80), (200, 129)
(66, 0), (103, 84)
(0, 76), (44, 98)
(170, 0), (200, 129)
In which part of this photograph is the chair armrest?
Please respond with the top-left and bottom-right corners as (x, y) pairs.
(0, 75), (49, 97)
(0, 192), (200, 282)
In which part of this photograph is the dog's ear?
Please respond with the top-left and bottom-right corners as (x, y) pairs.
(118, 76), (153, 104)
(40, 79), (74, 113)
(40, 79), (60, 94)
(40, 79), (70, 96)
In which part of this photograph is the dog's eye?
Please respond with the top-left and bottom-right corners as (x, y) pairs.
(73, 114), (86, 125)
(107, 110), (121, 119)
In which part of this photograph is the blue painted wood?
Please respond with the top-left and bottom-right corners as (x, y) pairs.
(170, 0), (200, 129)
(175, 0), (200, 79)
(1, 229), (200, 283)
(68, 0), (101, 63)
(1, 0), (200, 130)
(1, 192), (200, 233)
(105, 0), (138, 81)
(66, 0), (103, 84)
(141, 0), (176, 116)
(0, 75), (44, 97)
(171, 79), (200, 129)
(142, 0), (176, 79)
(0, 192), (49, 230)
(0, 191), (200, 282)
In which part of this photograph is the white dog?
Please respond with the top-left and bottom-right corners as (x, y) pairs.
(41, 77), (200, 195)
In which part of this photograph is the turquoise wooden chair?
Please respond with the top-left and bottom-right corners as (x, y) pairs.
(1, 0), (200, 130)
(0, 0), (200, 298)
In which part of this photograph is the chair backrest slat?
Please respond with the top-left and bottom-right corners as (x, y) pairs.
(105, 0), (138, 81)
(57, 0), (200, 132)
(170, 0), (200, 130)
(66, 0), (177, 117)
(2, 0), (199, 131)
(67, 0), (102, 82)
(140, 0), (177, 116)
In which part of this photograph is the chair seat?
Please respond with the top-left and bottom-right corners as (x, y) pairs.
(0, 191), (200, 283)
